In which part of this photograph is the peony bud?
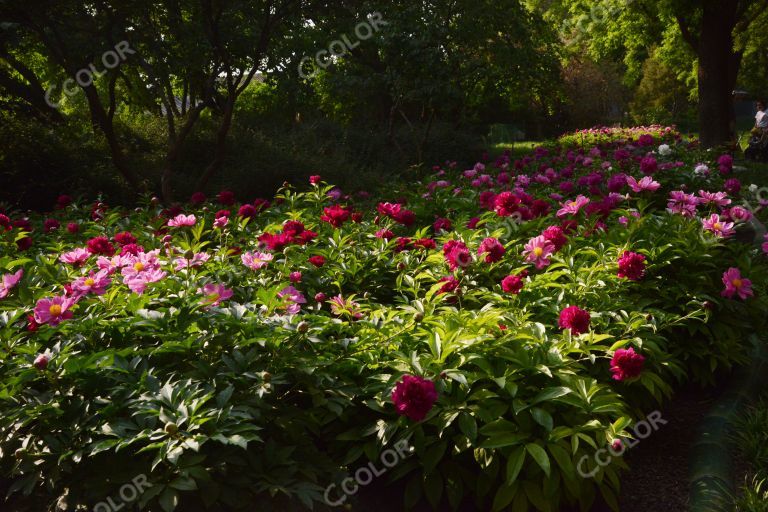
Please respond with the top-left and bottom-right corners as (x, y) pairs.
(33, 353), (49, 371)
(164, 422), (178, 435)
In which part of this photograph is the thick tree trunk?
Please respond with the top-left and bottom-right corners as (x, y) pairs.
(697, 1), (739, 148)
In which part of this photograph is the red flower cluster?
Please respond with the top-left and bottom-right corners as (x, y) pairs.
(391, 375), (438, 422)
(558, 306), (591, 335)
(259, 221), (317, 251)
(617, 251), (647, 281)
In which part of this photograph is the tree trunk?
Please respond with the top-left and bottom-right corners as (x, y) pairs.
(81, 85), (142, 192)
(196, 95), (235, 191)
(697, 1), (739, 148)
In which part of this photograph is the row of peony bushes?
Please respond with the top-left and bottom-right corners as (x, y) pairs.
(1, 128), (767, 511)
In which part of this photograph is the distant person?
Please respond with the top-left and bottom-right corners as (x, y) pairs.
(755, 100), (768, 131)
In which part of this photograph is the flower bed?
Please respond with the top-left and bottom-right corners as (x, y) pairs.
(1, 128), (767, 511)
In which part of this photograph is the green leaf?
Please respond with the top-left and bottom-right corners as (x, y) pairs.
(525, 443), (550, 477)
(506, 446), (526, 484)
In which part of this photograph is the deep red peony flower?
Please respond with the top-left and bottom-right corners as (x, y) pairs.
(189, 192), (207, 205)
(437, 276), (459, 295)
(16, 237), (33, 251)
(259, 232), (293, 252)
(43, 219), (60, 233)
(66, 222), (79, 234)
(393, 209), (416, 226)
(283, 221), (306, 237)
(610, 347), (645, 381)
(320, 205), (351, 228)
(309, 175), (322, 185)
(114, 231), (137, 246)
(238, 204), (258, 218)
(391, 375), (438, 422)
(55, 194), (72, 209)
(0, 214), (11, 231)
(433, 217), (452, 233)
(558, 306), (591, 335)
(217, 190), (236, 205)
(617, 251), (647, 281)
(87, 236), (116, 256)
(253, 199), (270, 212)
(308, 255), (326, 267)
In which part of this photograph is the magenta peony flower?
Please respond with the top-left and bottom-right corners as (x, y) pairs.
(494, 191), (521, 217)
(702, 214), (735, 238)
(391, 375), (438, 421)
(34, 295), (76, 326)
(238, 204), (258, 218)
(433, 217), (452, 233)
(721, 268), (753, 300)
(477, 237), (505, 263)
(724, 178), (741, 195)
(309, 175), (322, 185)
(328, 294), (363, 319)
(617, 251), (647, 281)
(610, 347), (645, 381)
(443, 240), (472, 270)
(501, 272), (526, 294)
(199, 283), (233, 307)
(639, 156), (658, 174)
(392, 209), (416, 226)
(523, 235), (555, 269)
(0, 269), (23, 299)
(437, 276), (460, 295)
(558, 306), (591, 335)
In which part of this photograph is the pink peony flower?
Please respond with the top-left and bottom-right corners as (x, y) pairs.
(199, 283), (234, 307)
(667, 191), (699, 217)
(702, 214), (735, 238)
(477, 237), (506, 263)
(0, 269), (23, 299)
(60, 248), (91, 266)
(617, 251), (647, 281)
(174, 252), (210, 271)
(558, 306), (591, 335)
(610, 347), (645, 381)
(763, 234), (768, 255)
(392, 375), (438, 421)
(523, 235), (555, 269)
(242, 251), (273, 270)
(721, 268), (753, 300)
(71, 271), (111, 297)
(556, 195), (590, 218)
(121, 250), (166, 294)
(697, 191), (731, 207)
(33, 295), (76, 326)
(167, 214), (196, 227)
(626, 176), (660, 193)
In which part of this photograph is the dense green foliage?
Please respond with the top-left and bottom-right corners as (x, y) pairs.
(1, 128), (766, 510)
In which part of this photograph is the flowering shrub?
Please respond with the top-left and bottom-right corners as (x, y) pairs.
(0, 128), (767, 511)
